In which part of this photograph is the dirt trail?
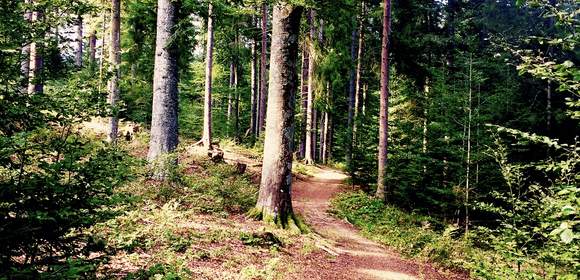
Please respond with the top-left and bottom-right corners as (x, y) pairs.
(292, 166), (466, 280)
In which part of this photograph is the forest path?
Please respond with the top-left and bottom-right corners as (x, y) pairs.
(292, 166), (464, 280)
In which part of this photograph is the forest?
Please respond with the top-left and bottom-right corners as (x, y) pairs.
(0, 0), (578, 279)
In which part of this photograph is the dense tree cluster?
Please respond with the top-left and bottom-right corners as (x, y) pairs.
(0, 0), (577, 278)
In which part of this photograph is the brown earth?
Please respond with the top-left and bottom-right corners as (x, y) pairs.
(291, 165), (468, 280)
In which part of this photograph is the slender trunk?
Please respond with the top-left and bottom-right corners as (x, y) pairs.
(465, 55), (473, 237)
(249, 17), (258, 138)
(233, 56), (239, 140)
(422, 78), (430, 175)
(322, 82), (332, 164)
(299, 42), (309, 158)
(346, 28), (357, 171)
(303, 9), (316, 164)
(148, 0), (180, 170)
(376, 0), (391, 201)
(362, 82), (367, 115)
(107, 0), (121, 143)
(257, 2), (268, 135)
(99, 12), (107, 93)
(28, 8), (43, 95)
(228, 61), (234, 135)
(89, 30), (97, 69)
(75, 14), (83, 68)
(20, 0), (32, 93)
(201, 3), (215, 149)
(254, 2), (302, 227)
(354, 1), (366, 132)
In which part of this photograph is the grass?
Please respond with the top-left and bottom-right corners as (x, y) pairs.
(330, 191), (578, 280)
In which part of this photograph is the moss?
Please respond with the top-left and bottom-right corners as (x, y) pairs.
(246, 207), (310, 234)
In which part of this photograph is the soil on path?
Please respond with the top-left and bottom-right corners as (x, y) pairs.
(292, 166), (467, 280)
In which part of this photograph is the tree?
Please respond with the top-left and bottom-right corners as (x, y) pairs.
(75, 14), (83, 68)
(257, 2), (268, 135)
(303, 9), (316, 165)
(250, 1), (303, 229)
(27, 3), (43, 95)
(201, 2), (215, 149)
(376, 0), (391, 201)
(147, 0), (180, 173)
(20, 0), (32, 93)
(107, 0), (121, 143)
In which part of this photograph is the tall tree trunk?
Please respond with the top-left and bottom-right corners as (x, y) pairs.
(228, 61), (234, 135)
(299, 42), (309, 158)
(99, 12), (107, 93)
(322, 82), (332, 164)
(148, 0), (180, 172)
(28, 7), (43, 95)
(346, 28), (357, 171)
(252, 2), (302, 228)
(107, 0), (121, 143)
(201, 3), (215, 149)
(249, 15), (258, 138)
(75, 14), (83, 68)
(422, 78), (430, 175)
(303, 9), (316, 164)
(465, 55), (473, 237)
(353, 1), (366, 133)
(89, 30), (96, 69)
(376, 0), (391, 201)
(257, 2), (268, 135)
(20, 0), (32, 93)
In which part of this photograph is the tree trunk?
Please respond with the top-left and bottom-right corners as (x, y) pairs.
(148, 0), (180, 172)
(353, 1), (366, 133)
(303, 9), (316, 165)
(322, 82), (332, 164)
(89, 30), (96, 69)
(252, 2), (302, 229)
(249, 16), (258, 138)
(376, 0), (391, 201)
(20, 0), (32, 93)
(257, 2), (268, 135)
(228, 61), (234, 135)
(27, 7), (43, 95)
(346, 28), (357, 171)
(75, 14), (83, 68)
(298, 40), (309, 158)
(201, 3), (215, 149)
(99, 12), (107, 93)
(107, 0), (121, 143)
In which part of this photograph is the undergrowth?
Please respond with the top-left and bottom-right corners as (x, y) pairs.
(330, 191), (577, 280)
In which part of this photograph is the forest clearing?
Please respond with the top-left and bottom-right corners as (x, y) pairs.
(0, 0), (578, 279)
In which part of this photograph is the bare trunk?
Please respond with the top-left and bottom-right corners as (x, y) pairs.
(465, 55), (473, 237)
(148, 0), (180, 171)
(201, 3), (215, 149)
(299, 44), (309, 158)
(28, 8), (43, 95)
(75, 14), (83, 68)
(20, 0), (32, 93)
(249, 19), (258, 137)
(322, 82), (332, 164)
(107, 0), (121, 143)
(303, 9), (316, 164)
(422, 78), (430, 175)
(233, 58), (239, 140)
(353, 1), (366, 134)
(257, 2), (268, 135)
(254, 2), (302, 228)
(228, 61), (234, 135)
(89, 30), (97, 68)
(99, 12), (107, 93)
(376, 0), (391, 201)
(346, 28), (357, 170)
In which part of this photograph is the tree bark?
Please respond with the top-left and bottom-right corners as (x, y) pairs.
(303, 9), (316, 165)
(228, 61), (234, 135)
(299, 46), (309, 159)
(354, 1), (366, 131)
(249, 14), (258, 138)
(253, 2), (302, 229)
(148, 0), (180, 171)
(75, 14), (83, 68)
(346, 28), (357, 171)
(88, 30), (96, 69)
(201, 3), (215, 149)
(99, 12), (107, 93)
(376, 0), (391, 201)
(20, 0), (32, 93)
(27, 7), (43, 95)
(107, 0), (121, 143)
(322, 82), (332, 164)
(257, 2), (268, 135)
